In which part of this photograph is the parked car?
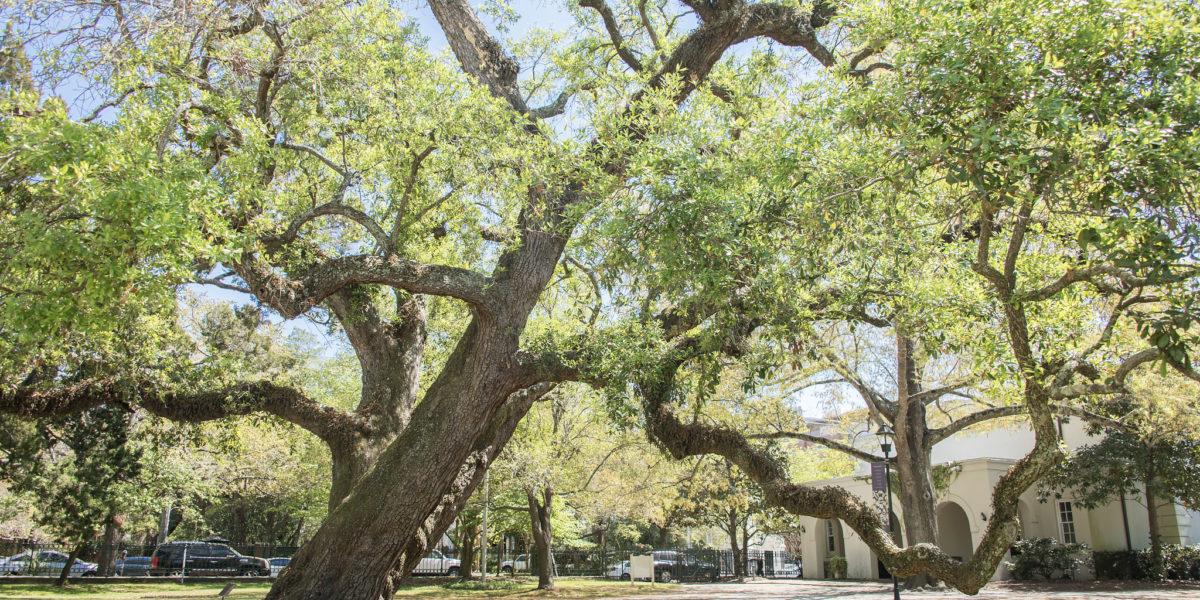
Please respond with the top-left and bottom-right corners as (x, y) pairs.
(650, 551), (718, 583)
(115, 556), (152, 576)
(605, 552), (716, 583)
(148, 541), (270, 576)
(268, 557), (291, 578)
(0, 550), (98, 576)
(778, 560), (802, 578)
(606, 560), (630, 580)
(411, 549), (460, 577)
(500, 554), (528, 574)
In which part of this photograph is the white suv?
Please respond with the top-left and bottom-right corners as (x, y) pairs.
(413, 549), (461, 577)
(500, 554), (529, 574)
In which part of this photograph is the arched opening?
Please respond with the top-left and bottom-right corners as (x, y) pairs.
(936, 501), (974, 562)
(876, 511), (903, 579)
(814, 518), (845, 578)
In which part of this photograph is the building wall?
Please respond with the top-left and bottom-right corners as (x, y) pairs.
(794, 453), (1195, 581)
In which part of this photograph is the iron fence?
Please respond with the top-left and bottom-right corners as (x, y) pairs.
(1, 538), (802, 582)
(494, 547), (803, 582)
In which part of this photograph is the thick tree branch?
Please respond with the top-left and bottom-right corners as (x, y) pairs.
(0, 379), (363, 447)
(272, 202), (391, 251)
(426, 0), (527, 112)
(238, 254), (493, 318)
(925, 405), (1026, 447)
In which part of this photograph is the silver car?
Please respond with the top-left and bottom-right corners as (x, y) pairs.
(0, 550), (98, 576)
(268, 557), (291, 577)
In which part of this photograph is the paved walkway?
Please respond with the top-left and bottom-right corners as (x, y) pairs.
(619, 579), (1200, 599)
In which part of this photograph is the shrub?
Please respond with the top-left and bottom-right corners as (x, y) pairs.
(1095, 545), (1200, 580)
(1094, 550), (1142, 580)
(1007, 538), (1090, 581)
(825, 555), (848, 579)
(1163, 545), (1200, 580)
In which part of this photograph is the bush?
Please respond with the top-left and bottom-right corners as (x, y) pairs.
(1007, 538), (1090, 581)
(1163, 545), (1200, 580)
(825, 555), (848, 579)
(1094, 550), (1144, 580)
(1094, 545), (1200, 580)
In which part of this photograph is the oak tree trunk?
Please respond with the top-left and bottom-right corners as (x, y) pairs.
(98, 514), (120, 576)
(527, 487), (554, 590)
(894, 333), (940, 589)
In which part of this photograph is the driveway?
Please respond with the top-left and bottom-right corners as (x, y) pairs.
(619, 578), (1200, 599)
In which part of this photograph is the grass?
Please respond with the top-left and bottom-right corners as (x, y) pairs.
(0, 583), (272, 599)
(0, 578), (676, 599)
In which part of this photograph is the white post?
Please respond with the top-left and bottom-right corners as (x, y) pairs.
(180, 546), (187, 582)
(480, 474), (490, 581)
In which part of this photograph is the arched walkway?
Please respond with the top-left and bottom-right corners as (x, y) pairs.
(875, 511), (903, 579)
(936, 501), (974, 562)
(814, 518), (845, 578)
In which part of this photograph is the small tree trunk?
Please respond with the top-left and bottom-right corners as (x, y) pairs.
(56, 543), (85, 587)
(458, 522), (479, 580)
(727, 512), (743, 578)
(1145, 452), (1164, 579)
(741, 523), (751, 577)
(526, 487), (554, 590)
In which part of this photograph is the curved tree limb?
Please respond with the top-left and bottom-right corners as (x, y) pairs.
(925, 405), (1026, 447)
(0, 379), (364, 447)
(237, 254), (493, 318)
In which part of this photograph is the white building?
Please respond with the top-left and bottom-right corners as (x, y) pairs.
(795, 418), (1200, 580)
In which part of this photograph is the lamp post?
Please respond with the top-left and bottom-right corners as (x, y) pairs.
(876, 425), (900, 600)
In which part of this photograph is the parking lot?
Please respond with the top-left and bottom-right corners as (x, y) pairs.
(620, 579), (1200, 600)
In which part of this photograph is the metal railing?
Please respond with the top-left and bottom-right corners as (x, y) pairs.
(491, 547), (803, 581)
(2, 538), (801, 582)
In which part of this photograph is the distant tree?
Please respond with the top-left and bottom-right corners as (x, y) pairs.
(0, 404), (141, 585)
(1040, 389), (1200, 577)
(673, 458), (766, 578)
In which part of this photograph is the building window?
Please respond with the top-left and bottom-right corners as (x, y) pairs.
(826, 520), (836, 552)
(1058, 501), (1077, 544)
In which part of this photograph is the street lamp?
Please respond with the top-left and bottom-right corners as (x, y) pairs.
(876, 424), (900, 600)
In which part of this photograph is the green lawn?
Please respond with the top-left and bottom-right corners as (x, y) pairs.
(0, 578), (676, 599)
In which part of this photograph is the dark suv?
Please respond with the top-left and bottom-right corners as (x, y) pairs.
(148, 541), (269, 576)
(651, 551), (718, 583)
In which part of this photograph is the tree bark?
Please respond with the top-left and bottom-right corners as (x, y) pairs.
(727, 512), (743, 578)
(894, 333), (940, 589)
(457, 521), (479, 580)
(741, 521), (751, 576)
(97, 514), (121, 576)
(527, 486), (554, 590)
(1145, 449), (1164, 579)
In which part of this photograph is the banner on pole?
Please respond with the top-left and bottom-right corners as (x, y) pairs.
(870, 462), (890, 531)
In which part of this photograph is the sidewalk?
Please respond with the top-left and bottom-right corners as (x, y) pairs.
(618, 578), (1200, 599)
